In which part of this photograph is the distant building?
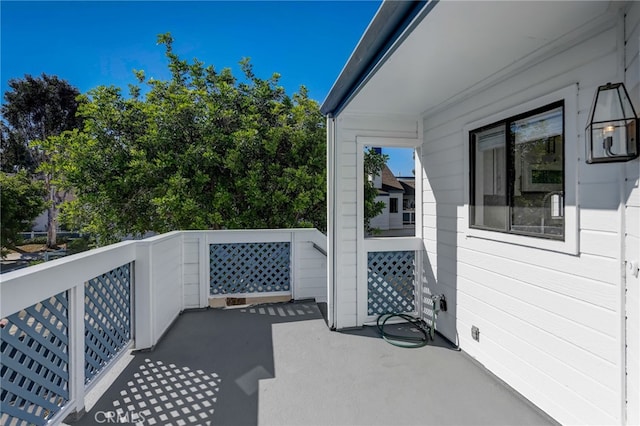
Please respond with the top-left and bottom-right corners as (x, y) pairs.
(397, 176), (415, 226)
(369, 165), (414, 232)
(31, 190), (75, 232)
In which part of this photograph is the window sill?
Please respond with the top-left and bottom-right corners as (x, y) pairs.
(465, 226), (578, 255)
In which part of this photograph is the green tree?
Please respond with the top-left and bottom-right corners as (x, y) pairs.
(0, 171), (47, 257)
(49, 34), (326, 245)
(364, 148), (388, 235)
(1, 74), (84, 248)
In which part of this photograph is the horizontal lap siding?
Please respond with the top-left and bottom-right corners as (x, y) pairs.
(421, 122), (463, 341)
(294, 241), (327, 302)
(151, 237), (183, 342)
(335, 124), (357, 328)
(625, 3), (640, 424)
(182, 236), (201, 309)
(334, 115), (418, 328)
(421, 25), (622, 424)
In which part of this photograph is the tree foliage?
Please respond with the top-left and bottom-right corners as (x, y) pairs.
(363, 148), (388, 235)
(1, 73), (83, 173)
(50, 34), (326, 244)
(0, 171), (47, 256)
(1, 74), (84, 248)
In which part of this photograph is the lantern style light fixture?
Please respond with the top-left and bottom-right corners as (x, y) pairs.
(586, 82), (639, 163)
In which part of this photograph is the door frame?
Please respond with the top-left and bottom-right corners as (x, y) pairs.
(356, 136), (424, 325)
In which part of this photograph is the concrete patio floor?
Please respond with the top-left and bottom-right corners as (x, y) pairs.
(71, 301), (556, 425)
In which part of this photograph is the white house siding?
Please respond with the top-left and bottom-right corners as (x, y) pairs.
(421, 21), (627, 425)
(370, 194), (390, 231)
(292, 230), (328, 303)
(625, 3), (640, 423)
(133, 232), (184, 349)
(149, 235), (183, 344)
(331, 115), (418, 329)
(369, 193), (404, 231)
(182, 234), (202, 309)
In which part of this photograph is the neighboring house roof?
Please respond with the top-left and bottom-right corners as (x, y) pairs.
(320, 0), (430, 116)
(398, 178), (415, 196)
(397, 177), (414, 187)
(381, 165), (404, 192)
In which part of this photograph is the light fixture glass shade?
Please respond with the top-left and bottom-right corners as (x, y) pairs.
(586, 82), (639, 163)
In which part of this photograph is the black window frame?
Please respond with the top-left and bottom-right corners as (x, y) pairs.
(469, 100), (565, 240)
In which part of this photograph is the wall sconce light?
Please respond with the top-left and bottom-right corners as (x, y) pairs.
(586, 82), (639, 163)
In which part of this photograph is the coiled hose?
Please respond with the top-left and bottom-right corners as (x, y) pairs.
(376, 313), (430, 348)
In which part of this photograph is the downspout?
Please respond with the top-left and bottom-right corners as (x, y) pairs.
(326, 113), (337, 330)
(616, 6), (628, 423)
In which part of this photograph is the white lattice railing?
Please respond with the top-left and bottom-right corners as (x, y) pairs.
(1, 291), (70, 425)
(210, 241), (292, 295)
(359, 236), (422, 323)
(367, 250), (416, 315)
(181, 229), (327, 305)
(1, 263), (133, 426)
(0, 241), (141, 425)
(0, 229), (327, 424)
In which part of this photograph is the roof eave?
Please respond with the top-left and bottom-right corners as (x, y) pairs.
(320, 0), (432, 116)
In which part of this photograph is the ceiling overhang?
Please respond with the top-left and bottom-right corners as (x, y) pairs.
(325, 1), (616, 118)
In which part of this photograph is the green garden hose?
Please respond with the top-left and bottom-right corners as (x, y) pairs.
(376, 313), (430, 348)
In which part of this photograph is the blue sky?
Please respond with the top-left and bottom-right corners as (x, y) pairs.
(1, 0), (413, 175)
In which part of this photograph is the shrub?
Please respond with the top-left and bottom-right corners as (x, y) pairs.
(22, 235), (69, 245)
(66, 237), (90, 254)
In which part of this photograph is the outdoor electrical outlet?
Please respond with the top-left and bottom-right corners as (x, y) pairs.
(471, 326), (480, 342)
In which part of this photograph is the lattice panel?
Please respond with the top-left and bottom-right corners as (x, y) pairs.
(85, 263), (132, 385)
(368, 251), (416, 316)
(0, 292), (69, 426)
(210, 242), (291, 295)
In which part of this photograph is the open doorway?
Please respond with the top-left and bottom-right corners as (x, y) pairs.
(363, 146), (416, 238)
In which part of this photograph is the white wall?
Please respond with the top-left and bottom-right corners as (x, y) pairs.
(134, 232), (183, 350)
(369, 194), (390, 231)
(182, 234), (202, 309)
(366, 186), (406, 232)
(625, 3), (640, 423)
(420, 18), (627, 425)
(149, 235), (183, 343)
(292, 229), (328, 303)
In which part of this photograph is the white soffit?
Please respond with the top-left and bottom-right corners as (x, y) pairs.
(343, 1), (610, 117)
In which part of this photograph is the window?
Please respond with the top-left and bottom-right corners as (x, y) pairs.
(470, 101), (564, 239)
(390, 198), (398, 213)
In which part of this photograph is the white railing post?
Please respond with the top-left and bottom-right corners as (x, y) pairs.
(66, 282), (86, 421)
(199, 232), (210, 308)
(134, 241), (153, 350)
(291, 231), (297, 300)
(179, 232), (185, 312)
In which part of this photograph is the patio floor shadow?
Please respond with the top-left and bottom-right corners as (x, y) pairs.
(73, 301), (321, 426)
(71, 301), (557, 426)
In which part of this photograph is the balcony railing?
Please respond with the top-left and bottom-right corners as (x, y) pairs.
(0, 229), (326, 425)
